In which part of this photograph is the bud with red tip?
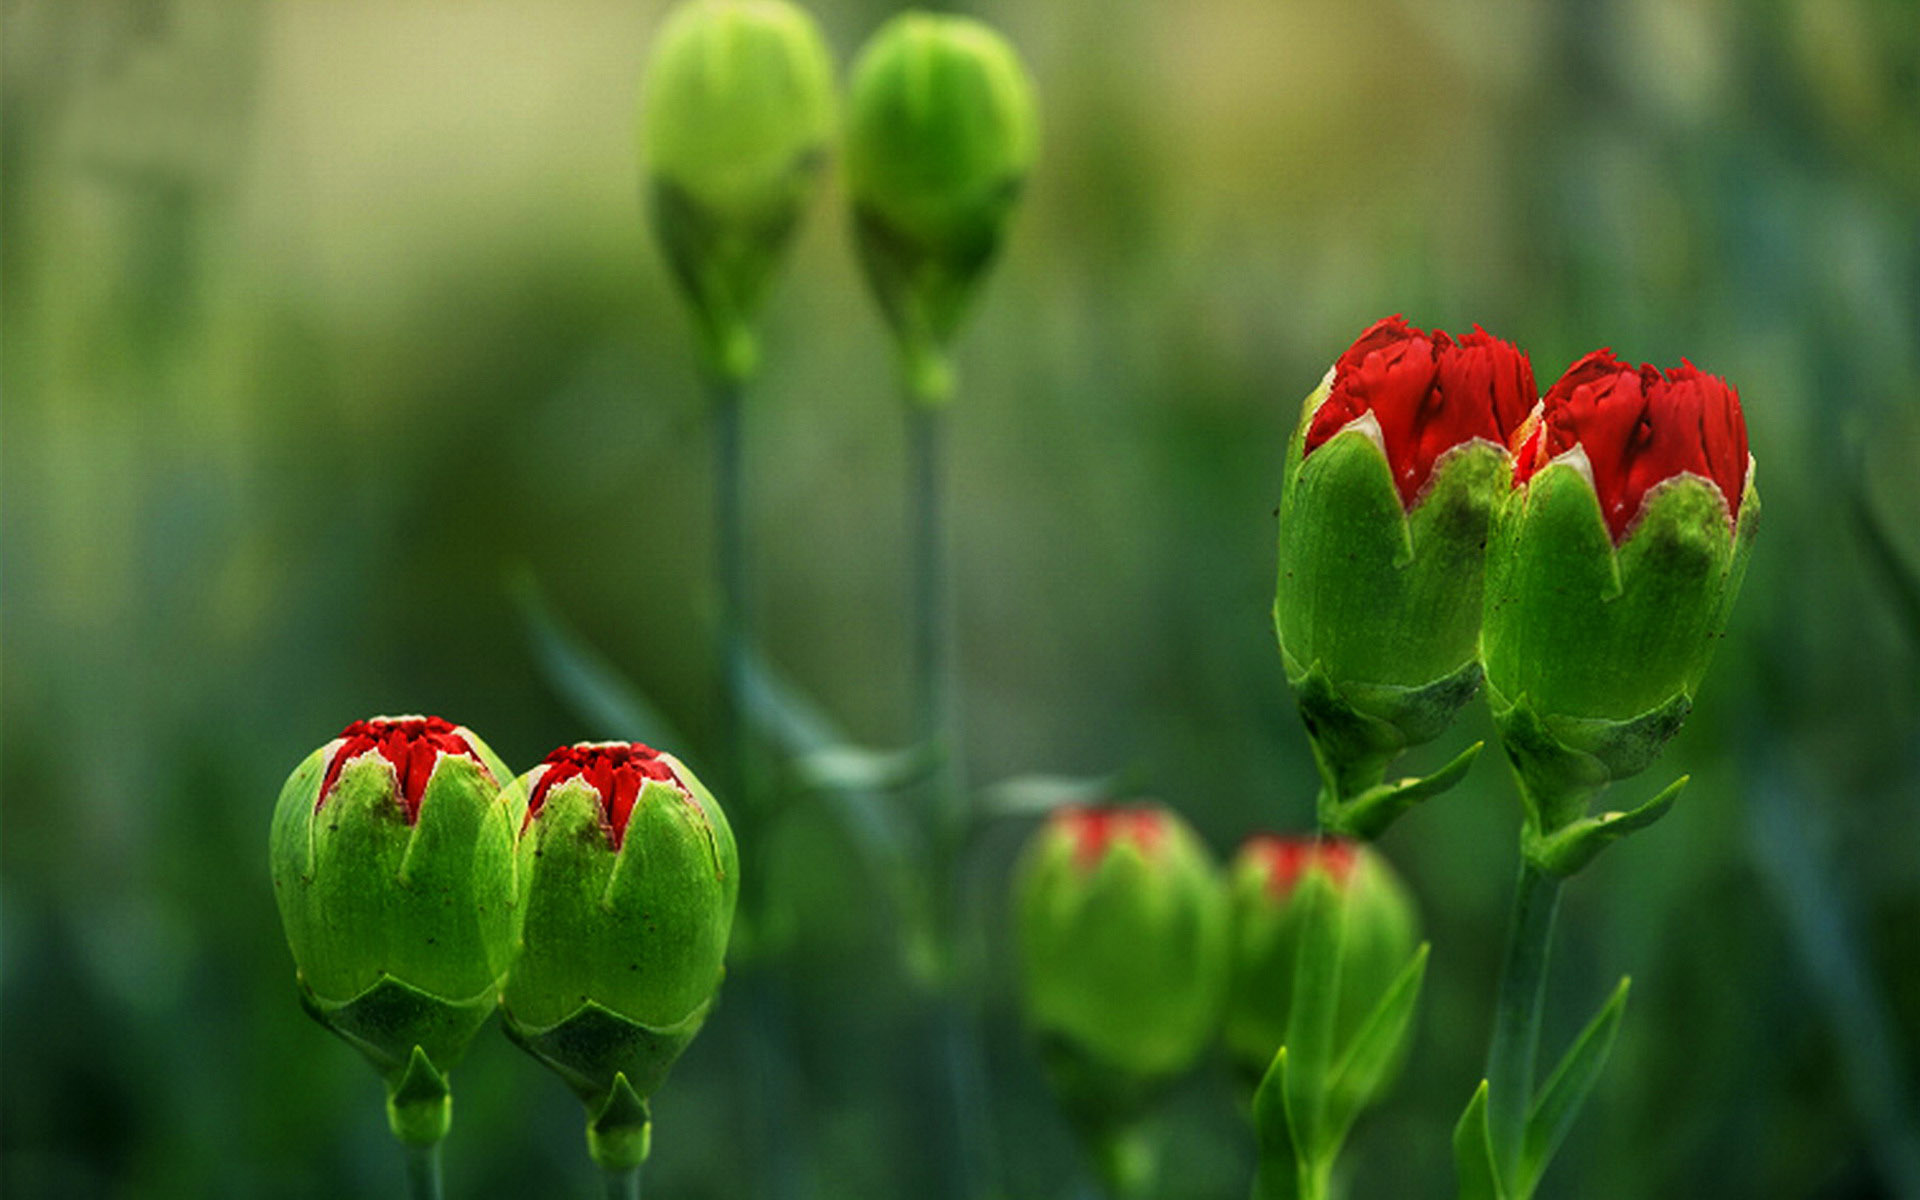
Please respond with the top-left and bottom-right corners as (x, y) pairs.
(1275, 317), (1536, 836)
(501, 742), (738, 1172)
(269, 716), (521, 1145)
(1485, 352), (1758, 874)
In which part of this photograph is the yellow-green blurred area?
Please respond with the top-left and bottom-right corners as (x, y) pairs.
(4, 0), (1918, 1196)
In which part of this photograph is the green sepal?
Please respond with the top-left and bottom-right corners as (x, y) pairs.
(502, 997), (711, 1110)
(385, 1046), (452, 1146)
(1453, 1081), (1507, 1200)
(1517, 978), (1629, 1198)
(650, 176), (804, 384)
(1251, 1048), (1303, 1200)
(1321, 942), (1429, 1149)
(297, 972), (497, 1080)
(1523, 778), (1686, 877)
(1322, 741), (1485, 841)
(1288, 658), (1486, 817)
(585, 1072), (653, 1173)
(1489, 684), (1692, 832)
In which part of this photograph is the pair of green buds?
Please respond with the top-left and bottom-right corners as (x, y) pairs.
(1277, 316), (1758, 874)
(640, 0), (1038, 401)
(269, 717), (736, 1174)
(1015, 807), (1422, 1198)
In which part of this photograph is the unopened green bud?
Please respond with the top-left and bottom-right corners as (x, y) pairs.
(846, 11), (1038, 403)
(269, 716), (521, 1144)
(1488, 352), (1757, 873)
(1275, 317), (1535, 836)
(640, 0), (835, 383)
(501, 742), (738, 1171)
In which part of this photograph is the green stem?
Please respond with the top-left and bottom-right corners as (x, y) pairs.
(403, 1141), (443, 1200)
(908, 401), (961, 843)
(1295, 1153), (1333, 1200)
(605, 1165), (641, 1200)
(1484, 856), (1564, 1187)
(712, 373), (748, 804)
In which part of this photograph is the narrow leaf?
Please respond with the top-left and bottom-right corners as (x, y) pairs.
(511, 569), (684, 747)
(1526, 776), (1686, 876)
(1323, 943), (1430, 1146)
(1453, 1080), (1507, 1200)
(1331, 741), (1485, 840)
(976, 772), (1114, 818)
(1251, 1047), (1302, 1200)
(1518, 977), (1630, 1195)
(1283, 870), (1344, 1160)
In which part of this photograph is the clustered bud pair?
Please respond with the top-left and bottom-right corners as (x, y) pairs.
(269, 717), (736, 1171)
(1276, 316), (1757, 869)
(1013, 805), (1422, 1196)
(641, 0), (1038, 402)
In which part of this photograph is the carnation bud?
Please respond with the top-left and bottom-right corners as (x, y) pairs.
(269, 716), (521, 1144)
(501, 742), (738, 1171)
(846, 12), (1038, 404)
(1485, 352), (1757, 873)
(1275, 316), (1534, 836)
(640, 0), (836, 383)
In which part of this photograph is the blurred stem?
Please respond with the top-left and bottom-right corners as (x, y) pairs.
(909, 401), (961, 843)
(605, 1166), (641, 1200)
(403, 1142), (443, 1200)
(713, 373), (749, 805)
(1484, 857), (1563, 1188)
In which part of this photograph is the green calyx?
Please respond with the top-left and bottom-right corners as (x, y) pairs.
(1275, 377), (1507, 831)
(846, 11), (1038, 405)
(502, 759), (738, 1113)
(1482, 459), (1759, 872)
(269, 734), (521, 1101)
(640, 0), (836, 383)
(1013, 809), (1228, 1120)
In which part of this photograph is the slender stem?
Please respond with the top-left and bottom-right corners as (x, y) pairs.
(402, 1142), (444, 1200)
(605, 1166), (641, 1200)
(712, 374), (748, 803)
(1484, 856), (1564, 1185)
(908, 402), (959, 838)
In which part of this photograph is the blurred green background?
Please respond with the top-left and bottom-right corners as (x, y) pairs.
(4, 0), (1918, 1197)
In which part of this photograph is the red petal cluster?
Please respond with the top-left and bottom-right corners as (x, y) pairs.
(1515, 350), (1748, 542)
(1305, 316), (1536, 508)
(1242, 834), (1356, 898)
(318, 716), (486, 823)
(1054, 805), (1166, 869)
(527, 742), (686, 848)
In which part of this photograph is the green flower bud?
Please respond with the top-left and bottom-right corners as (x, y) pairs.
(1225, 837), (1418, 1093)
(501, 742), (738, 1171)
(1014, 805), (1227, 1119)
(640, 0), (836, 384)
(1487, 352), (1758, 873)
(846, 11), (1038, 404)
(1275, 317), (1535, 836)
(269, 716), (521, 1144)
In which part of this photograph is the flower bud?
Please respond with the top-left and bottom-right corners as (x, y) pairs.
(640, 0), (836, 383)
(1225, 837), (1418, 1089)
(846, 12), (1038, 403)
(501, 742), (738, 1171)
(1275, 317), (1535, 835)
(269, 716), (521, 1144)
(1486, 351), (1758, 872)
(1014, 805), (1227, 1123)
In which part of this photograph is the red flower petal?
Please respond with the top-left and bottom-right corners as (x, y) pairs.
(1052, 805), (1166, 869)
(525, 742), (685, 849)
(317, 715), (488, 823)
(1306, 316), (1536, 508)
(1241, 834), (1356, 898)
(1525, 350), (1749, 542)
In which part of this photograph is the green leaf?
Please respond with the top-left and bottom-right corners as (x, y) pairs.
(976, 772), (1117, 818)
(1282, 870), (1343, 1161)
(1524, 778), (1686, 877)
(1453, 1080), (1507, 1200)
(1517, 977), (1630, 1196)
(1324, 742), (1484, 841)
(510, 568), (685, 748)
(1251, 1047), (1302, 1200)
(1323, 943), (1429, 1146)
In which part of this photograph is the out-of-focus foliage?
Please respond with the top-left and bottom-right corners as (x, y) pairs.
(3, 0), (1916, 1197)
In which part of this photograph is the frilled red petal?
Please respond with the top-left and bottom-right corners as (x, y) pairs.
(526, 742), (684, 849)
(317, 715), (487, 823)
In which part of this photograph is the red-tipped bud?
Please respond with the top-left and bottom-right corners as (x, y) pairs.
(525, 741), (687, 849)
(1515, 350), (1749, 542)
(1241, 834), (1358, 897)
(316, 715), (490, 823)
(1305, 316), (1535, 508)
(1055, 804), (1168, 869)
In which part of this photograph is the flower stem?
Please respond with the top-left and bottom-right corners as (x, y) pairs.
(605, 1165), (641, 1200)
(403, 1142), (444, 1200)
(712, 373), (749, 804)
(908, 402), (960, 840)
(1484, 856), (1564, 1187)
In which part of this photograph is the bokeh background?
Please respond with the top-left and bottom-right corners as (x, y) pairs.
(4, 0), (1918, 1196)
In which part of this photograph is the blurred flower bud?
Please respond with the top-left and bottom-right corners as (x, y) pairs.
(1275, 316), (1535, 836)
(640, 0), (836, 383)
(1486, 352), (1757, 873)
(846, 12), (1038, 403)
(501, 742), (738, 1171)
(1225, 837), (1418, 1093)
(269, 716), (521, 1144)
(1014, 804), (1227, 1125)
